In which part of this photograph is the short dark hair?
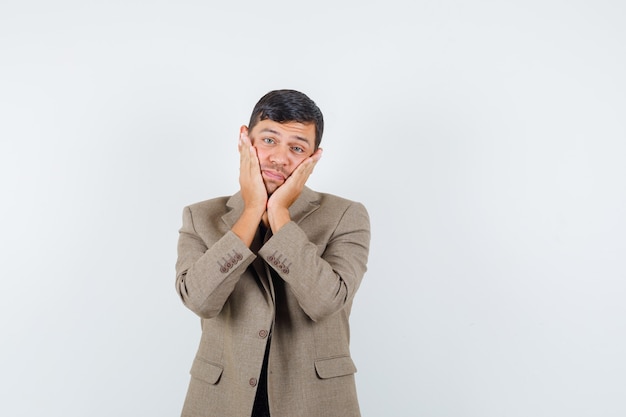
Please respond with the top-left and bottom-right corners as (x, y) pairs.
(248, 89), (324, 149)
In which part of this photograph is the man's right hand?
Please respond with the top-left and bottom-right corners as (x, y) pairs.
(238, 128), (267, 213)
(232, 128), (267, 247)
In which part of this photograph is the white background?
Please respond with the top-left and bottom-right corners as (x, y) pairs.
(1, 1), (625, 416)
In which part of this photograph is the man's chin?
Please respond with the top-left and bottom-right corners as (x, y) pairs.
(264, 183), (279, 196)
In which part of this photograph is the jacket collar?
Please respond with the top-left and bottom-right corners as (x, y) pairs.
(221, 186), (321, 228)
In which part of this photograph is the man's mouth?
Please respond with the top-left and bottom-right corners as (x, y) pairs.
(262, 169), (286, 182)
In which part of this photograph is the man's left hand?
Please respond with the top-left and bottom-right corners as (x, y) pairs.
(267, 148), (323, 232)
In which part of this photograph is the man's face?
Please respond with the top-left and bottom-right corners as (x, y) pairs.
(246, 119), (316, 195)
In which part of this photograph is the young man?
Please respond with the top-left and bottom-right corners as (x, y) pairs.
(175, 90), (370, 417)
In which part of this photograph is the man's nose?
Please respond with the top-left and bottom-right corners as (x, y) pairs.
(270, 146), (289, 165)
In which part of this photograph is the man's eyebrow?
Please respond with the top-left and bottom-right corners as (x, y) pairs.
(260, 128), (281, 136)
(292, 135), (311, 145)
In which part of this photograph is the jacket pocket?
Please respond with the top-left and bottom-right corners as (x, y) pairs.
(314, 356), (357, 379)
(190, 357), (224, 385)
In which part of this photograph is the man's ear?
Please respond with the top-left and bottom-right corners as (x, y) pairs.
(240, 125), (249, 135)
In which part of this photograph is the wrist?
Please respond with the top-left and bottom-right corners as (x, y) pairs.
(268, 206), (290, 233)
(232, 207), (266, 247)
(242, 205), (266, 219)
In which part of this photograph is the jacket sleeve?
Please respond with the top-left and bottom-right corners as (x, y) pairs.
(258, 201), (370, 322)
(175, 205), (256, 318)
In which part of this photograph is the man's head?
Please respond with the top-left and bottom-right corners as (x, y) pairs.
(242, 90), (324, 195)
(248, 89), (324, 150)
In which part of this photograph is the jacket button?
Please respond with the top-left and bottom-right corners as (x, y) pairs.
(249, 378), (257, 387)
(259, 329), (268, 338)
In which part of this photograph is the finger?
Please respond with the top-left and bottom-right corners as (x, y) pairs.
(286, 163), (315, 189)
(239, 126), (253, 157)
(296, 150), (323, 177)
(239, 133), (250, 166)
(242, 134), (257, 166)
(239, 132), (257, 166)
(311, 147), (323, 162)
(248, 144), (259, 168)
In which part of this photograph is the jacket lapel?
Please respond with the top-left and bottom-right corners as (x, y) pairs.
(288, 187), (321, 225)
(221, 192), (244, 229)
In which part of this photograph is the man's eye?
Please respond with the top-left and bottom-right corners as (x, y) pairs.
(263, 138), (275, 144)
(292, 146), (304, 153)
